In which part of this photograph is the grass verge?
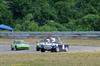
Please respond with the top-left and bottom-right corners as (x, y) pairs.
(0, 52), (100, 66)
(0, 38), (100, 46)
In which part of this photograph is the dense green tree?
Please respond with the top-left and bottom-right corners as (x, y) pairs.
(81, 14), (100, 31)
(45, 20), (67, 31)
(0, 0), (100, 31)
(15, 24), (22, 31)
(0, 0), (12, 25)
(28, 21), (39, 31)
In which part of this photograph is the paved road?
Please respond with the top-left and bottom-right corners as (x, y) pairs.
(0, 45), (100, 54)
(0, 45), (36, 54)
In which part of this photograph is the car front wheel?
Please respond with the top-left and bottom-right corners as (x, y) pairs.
(11, 48), (14, 51)
(41, 48), (45, 52)
(36, 46), (40, 51)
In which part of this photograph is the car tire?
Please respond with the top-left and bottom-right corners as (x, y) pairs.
(41, 48), (45, 52)
(15, 45), (17, 51)
(54, 48), (57, 52)
(65, 45), (69, 52)
(11, 48), (14, 51)
(65, 47), (69, 52)
(36, 46), (40, 51)
(56, 48), (59, 52)
(11, 47), (17, 51)
(51, 48), (57, 52)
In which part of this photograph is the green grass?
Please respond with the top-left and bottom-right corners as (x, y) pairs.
(0, 52), (100, 66)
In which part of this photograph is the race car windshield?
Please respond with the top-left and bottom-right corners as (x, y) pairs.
(15, 41), (25, 44)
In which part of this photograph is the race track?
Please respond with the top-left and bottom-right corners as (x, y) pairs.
(0, 45), (100, 54)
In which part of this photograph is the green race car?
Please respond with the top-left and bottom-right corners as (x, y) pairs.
(11, 40), (30, 51)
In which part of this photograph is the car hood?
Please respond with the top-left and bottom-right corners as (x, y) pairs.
(16, 44), (30, 47)
(38, 42), (58, 46)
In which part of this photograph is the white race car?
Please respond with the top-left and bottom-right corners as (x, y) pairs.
(36, 37), (69, 52)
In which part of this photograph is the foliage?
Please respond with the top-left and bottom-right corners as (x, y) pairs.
(0, 0), (100, 31)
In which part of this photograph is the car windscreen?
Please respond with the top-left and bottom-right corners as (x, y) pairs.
(15, 41), (24, 44)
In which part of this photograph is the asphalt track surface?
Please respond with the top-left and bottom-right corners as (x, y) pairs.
(0, 45), (100, 54)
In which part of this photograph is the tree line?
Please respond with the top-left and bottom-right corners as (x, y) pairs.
(0, 0), (100, 31)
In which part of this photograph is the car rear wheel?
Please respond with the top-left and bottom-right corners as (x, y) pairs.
(65, 47), (69, 52)
(65, 45), (69, 52)
(15, 45), (17, 51)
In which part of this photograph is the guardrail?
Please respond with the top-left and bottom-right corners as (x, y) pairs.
(0, 32), (100, 38)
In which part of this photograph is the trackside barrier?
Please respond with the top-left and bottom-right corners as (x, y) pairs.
(0, 32), (100, 38)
